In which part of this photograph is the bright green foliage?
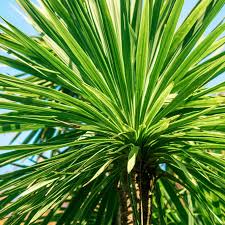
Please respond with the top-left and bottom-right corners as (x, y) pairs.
(0, 0), (225, 224)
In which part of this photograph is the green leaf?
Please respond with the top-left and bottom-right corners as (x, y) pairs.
(127, 145), (139, 174)
(21, 179), (57, 197)
(84, 159), (113, 186)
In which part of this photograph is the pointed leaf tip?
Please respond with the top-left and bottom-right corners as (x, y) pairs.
(127, 145), (139, 174)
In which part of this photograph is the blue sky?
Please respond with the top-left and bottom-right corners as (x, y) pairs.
(0, 0), (225, 147)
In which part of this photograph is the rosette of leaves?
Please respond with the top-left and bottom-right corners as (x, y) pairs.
(0, 0), (225, 224)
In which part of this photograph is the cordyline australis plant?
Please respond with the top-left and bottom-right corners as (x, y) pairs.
(0, 0), (225, 224)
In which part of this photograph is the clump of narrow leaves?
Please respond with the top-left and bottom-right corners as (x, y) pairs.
(0, 0), (225, 224)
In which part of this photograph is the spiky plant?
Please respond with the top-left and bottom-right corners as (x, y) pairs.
(0, 0), (225, 224)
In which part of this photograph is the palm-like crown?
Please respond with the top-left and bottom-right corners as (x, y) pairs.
(0, 0), (225, 224)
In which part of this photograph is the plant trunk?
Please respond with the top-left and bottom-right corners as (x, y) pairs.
(118, 169), (156, 225)
(118, 175), (134, 225)
(139, 169), (156, 225)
